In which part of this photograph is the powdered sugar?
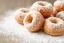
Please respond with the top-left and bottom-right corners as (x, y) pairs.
(30, 1), (53, 14)
(54, 1), (64, 7)
(0, 10), (64, 43)
(24, 11), (44, 31)
(46, 17), (64, 30)
(56, 11), (64, 19)
(15, 8), (29, 19)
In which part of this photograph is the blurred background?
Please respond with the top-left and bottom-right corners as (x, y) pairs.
(0, 0), (56, 12)
(3, 0), (64, 17)
(0, 0), (56, 10)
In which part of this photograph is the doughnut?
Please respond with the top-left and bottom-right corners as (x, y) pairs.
(56, 11), (64, 21)
(30, 1), (53, 18)
(52, 7), (59, 17)
(15, 8), (29, 24)
(54, 1), (64, 11)
(44, 17), (64, 35)
(23, 11), (44, 32)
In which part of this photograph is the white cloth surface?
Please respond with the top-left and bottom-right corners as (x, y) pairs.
(0, 10), (64, 43)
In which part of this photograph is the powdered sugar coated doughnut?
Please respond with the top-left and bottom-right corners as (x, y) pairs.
(15, 8), (29, 24)
(56, 11), (64, 21)
(54, 1), (64, 11)
(30, 1), (53, 18)
(44, 17), (64, 35)
(24, 11), (44, 32)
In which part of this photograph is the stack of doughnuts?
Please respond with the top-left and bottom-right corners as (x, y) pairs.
(15, 1), (64, 36)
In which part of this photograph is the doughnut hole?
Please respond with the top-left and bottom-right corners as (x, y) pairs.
(26, 15), (33, 23)
(21, 10), (28, 13)
(50, 19), (57, 24)
(38, 3), (45, 6)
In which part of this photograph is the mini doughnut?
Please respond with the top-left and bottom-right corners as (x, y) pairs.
(56, 11), (64, 21)
(15, 8), (29, 24)
(52, 7), (59, 17)
(54, 1), (64, 11)
(30, 1), (53, 18)
(23, 11), (44, 32)
(44, 17), (64, 35)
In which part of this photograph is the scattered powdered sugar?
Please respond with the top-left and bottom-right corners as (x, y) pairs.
(0, 10), (64, 43)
